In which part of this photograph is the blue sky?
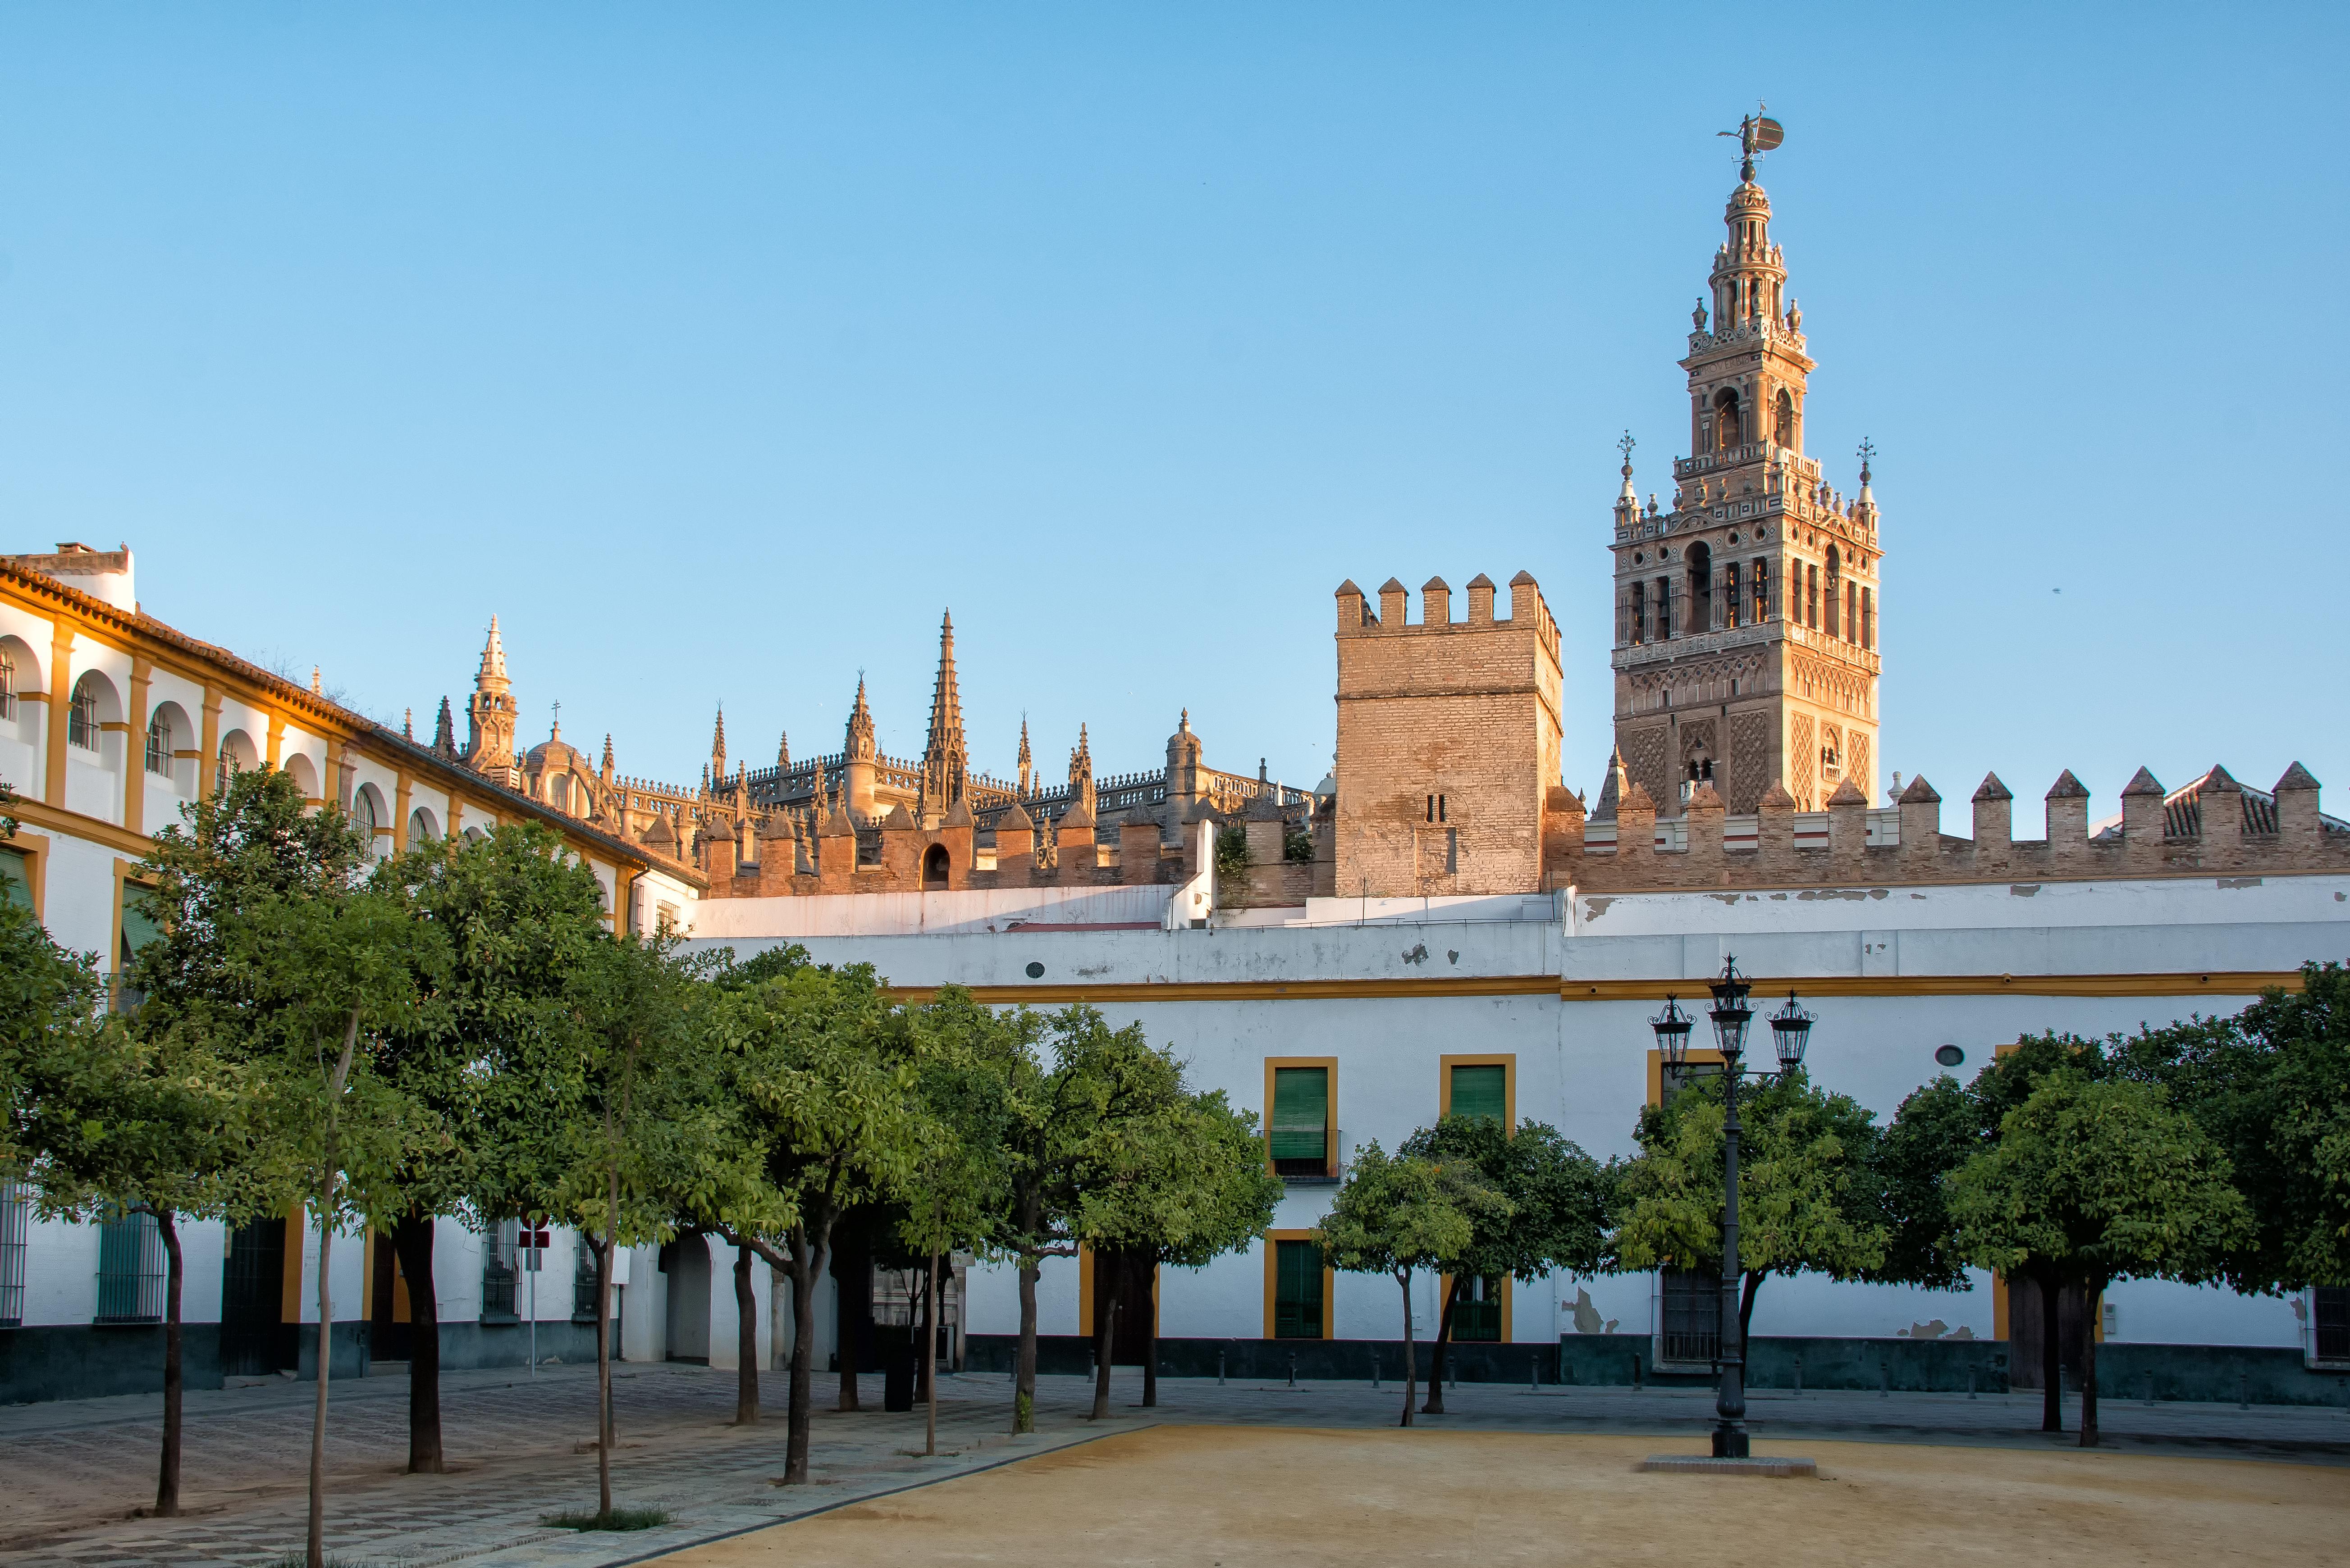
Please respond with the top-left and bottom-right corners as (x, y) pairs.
(1, 5), (2342, 819)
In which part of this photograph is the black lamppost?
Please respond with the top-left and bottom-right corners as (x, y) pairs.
(1650, 956), (1813, 1459)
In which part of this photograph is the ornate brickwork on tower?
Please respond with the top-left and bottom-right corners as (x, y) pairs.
(1609, 139), (1881, 814)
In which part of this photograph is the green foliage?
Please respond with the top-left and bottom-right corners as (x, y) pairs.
(539, 1507), (672, 1532)
(2108, 962), (2350, 1292)
(711, 942), (813, 993)
(1318, 1140), (1506, 1282)
(374, 824), (612, 1231)
(1398, 1116), (1614, 1285)
(1613, 1069), (1887, 1299)
(1872, 1074), (1980, 1290)
(1282, 827), (1314, 864)
(1214, 825), (1247, 889)
(1946, 1074), (2252, 1295)
(0, 882), (104, 1179)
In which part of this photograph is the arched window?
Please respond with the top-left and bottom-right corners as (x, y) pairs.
(351, 785), (379, 839)
(1628, 580), (1647, 645)
(551, 773), (571, 813)
(1774, 390), (1794, 445)
(407, 807), (440, 843)
(1713, 389), (1742, 450)
(1722, 561), (1742, 629)
(1824, 547), (1843, 639)
(0, 645), (14, 720)
(1687, 542), (1714, 633)
(1751, 559), (1772, 623)
(922, 843), (950, 889)
(69, 676), (100, 750)
(145, 710), (173, 775)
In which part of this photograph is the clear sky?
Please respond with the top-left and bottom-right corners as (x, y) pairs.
(2, 5), (2342, 821)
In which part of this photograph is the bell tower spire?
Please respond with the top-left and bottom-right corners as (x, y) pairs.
(1607, 115), (1883, 815)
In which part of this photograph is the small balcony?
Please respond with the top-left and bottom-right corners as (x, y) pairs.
(1272, 1129), (1344, 1188)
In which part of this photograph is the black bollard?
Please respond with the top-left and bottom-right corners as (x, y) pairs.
(1288, 1354), (1297, 1388)
(1793, 1356), (1802, 1398)
(1217, 1348), (1225, 1386)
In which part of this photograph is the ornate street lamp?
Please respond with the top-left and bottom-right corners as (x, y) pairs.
(1649, 995), (1694, 1069)
(1661, 956), (1816, 1459)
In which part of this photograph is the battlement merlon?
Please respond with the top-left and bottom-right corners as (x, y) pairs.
(1333, 572), (1561, 660)
(1543, 764), (2350, 894)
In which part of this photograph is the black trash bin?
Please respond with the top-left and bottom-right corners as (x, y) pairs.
(879, 1325), (916, 1411)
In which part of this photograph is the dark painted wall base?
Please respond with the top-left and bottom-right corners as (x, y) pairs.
(964, 1333), (2350, 1407)
(3, 1319), (618, 1406)
(0, 1324), (223, 1406)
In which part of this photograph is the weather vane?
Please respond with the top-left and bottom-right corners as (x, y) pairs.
(1618, 429), (1636, 474)
(1857, 436), (1875, 481)
(1717, 101), (1784, 182)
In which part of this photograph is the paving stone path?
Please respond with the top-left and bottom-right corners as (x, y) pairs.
(2, 1363), (2343, 1568)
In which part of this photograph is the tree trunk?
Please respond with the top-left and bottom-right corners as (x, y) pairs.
(154, 1210), (183, 1518)
(390, 1210), (443, 1473)
(1422, 1275), (1459, 1414)
(1014, 1258), (1038, 1434)
(782, 1229), (829, 1485)
(924, 1241), (941, 1456)
(310, 1011), (359, 1568)
(1738, 1270), (1765, 1340)
(2079, 1281), (2102, 1448)
(835, 1236), (862, 1413)
(308, 1193), (334, 1568)
(1141, 1255), (1158, 1410)
(2039, 1270), (2063, 1433)
(1396, 1270), (1416, 1428)
(733, 1244), (759, 1425)
(596, 1163), (617, 1516)
(1089, 1257), (1117, 1421)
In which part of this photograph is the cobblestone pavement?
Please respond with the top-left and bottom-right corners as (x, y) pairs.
(2, 1364), (2344, 1568)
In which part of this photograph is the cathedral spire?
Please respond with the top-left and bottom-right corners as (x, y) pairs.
(777, 728), (791, 770)
(432, 696), (457, 759)
(465, 614), (518, 780)
(1016, 716), (1033, 796)
(845, 675), (875, 760)
(922, 608), (967, 809)
(711, 704), (727, 779)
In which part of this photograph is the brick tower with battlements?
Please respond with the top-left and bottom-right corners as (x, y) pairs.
(1332, 572), (1564, 898)
(1608, 124), (1881, 815)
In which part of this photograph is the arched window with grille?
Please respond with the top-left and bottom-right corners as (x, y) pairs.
(69, 676), (100, 750)
(0, 646), (14, 721)
(144, 710), (172, 775)
(1628, 580), (1646, 644)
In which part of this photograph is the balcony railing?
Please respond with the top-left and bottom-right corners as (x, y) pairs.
(95, 1209), (164, 1324)
(1271, 1129), (1344, 1186)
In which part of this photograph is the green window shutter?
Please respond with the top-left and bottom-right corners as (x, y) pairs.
(1269, 1067), (1328, 1163)
(1274, 1240), (1324, 1339)
(1449, 1064), (1507, 1125)
(120, 886), (165, 961)
(0, 849), (29, 911)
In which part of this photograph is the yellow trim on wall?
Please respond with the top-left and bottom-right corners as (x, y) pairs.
(1438, 1053), (1515, 1126)
(1263, 1229), (1335, 1340)
(5, 829), (49, 919)
(6, 795), (160, 857)
(1262, 1055), (1338, 1177)
(123, 658), (152, 835)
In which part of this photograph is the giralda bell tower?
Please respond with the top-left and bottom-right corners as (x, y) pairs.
(1608, 111), (1882, 815)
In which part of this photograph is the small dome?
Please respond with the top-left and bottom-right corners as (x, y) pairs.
(1727, 181), (1771, 215)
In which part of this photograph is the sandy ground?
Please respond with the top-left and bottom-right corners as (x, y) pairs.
(658, 1425), (2350, 1568)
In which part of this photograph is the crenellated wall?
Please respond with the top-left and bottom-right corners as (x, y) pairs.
(1541, 764), (2348, 893)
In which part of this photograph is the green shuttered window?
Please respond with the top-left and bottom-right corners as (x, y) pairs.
(1269, 1067), (1329, 1174)
(1449, 1064), (1507, 1125)
(1274, 1240), (1324, 1339)
(0, 849), (30, 911)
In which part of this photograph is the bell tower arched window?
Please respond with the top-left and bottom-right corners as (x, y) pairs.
(1687, 542), (1714, 633)
(1774, 389), (1794, 447)
(1824, 547), (1842, 639)
(1713, 390), (1742, 451)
